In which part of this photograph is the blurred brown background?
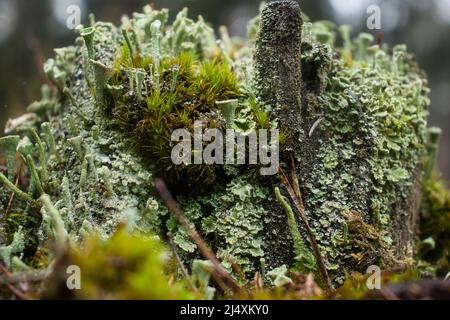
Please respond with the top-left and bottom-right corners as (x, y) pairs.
(0, 0), (449, 180)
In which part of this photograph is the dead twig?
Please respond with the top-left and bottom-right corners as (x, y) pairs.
(289, 154), (302, 200)
(226, 256), (247, 285)
(253, 272), (264, 291)
(0, 270), (49, 286)
(166, 232), (199, 294)
(0, 265), (38, 300)
(155, 178), (241, 295)
(279, 160), (333, 293)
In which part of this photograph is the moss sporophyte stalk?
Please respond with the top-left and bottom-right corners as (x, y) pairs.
(0, 1), (447, 298)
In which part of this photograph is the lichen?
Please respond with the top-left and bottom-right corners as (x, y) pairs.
(289, 20), (429, 283)
(166, 174), (267, 274)
(0, 228), (25, 268)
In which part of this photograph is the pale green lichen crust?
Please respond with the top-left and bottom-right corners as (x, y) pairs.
(0, 4), (431, 286)
(296, 22), (429, 282)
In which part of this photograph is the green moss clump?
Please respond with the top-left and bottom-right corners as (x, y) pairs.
(60, 228), (197, 299)
(108, 50), (240, 190)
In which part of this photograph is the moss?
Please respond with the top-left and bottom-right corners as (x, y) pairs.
(108, 32), (241, 191)
(64, 227), (197, 299)
(420, 172), (450, 275)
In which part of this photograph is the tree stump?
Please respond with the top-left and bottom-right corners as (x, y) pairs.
(254, 1), (429, 283)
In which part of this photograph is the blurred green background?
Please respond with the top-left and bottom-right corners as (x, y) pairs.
(0, 0), (449, 179)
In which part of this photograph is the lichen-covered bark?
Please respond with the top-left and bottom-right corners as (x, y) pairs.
(253, 1), (430, 283)
(254, 1), (303, 154)
(253, 0), (308, 276)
